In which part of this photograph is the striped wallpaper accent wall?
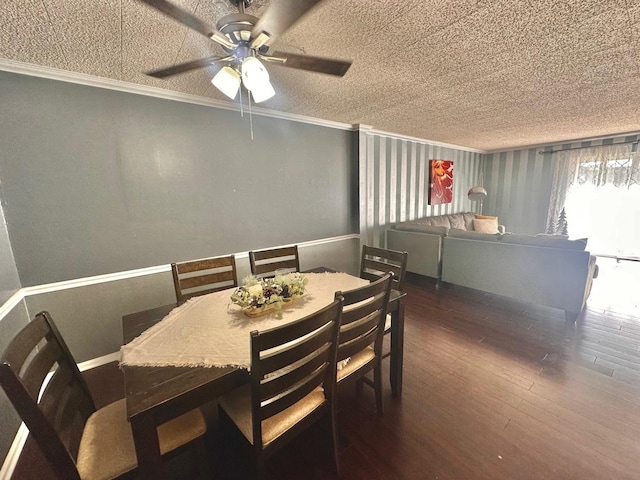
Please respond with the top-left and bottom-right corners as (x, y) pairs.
(358, 128), (483, 247)
(483, 147), (553, 235)
(484, 134), (640, 235)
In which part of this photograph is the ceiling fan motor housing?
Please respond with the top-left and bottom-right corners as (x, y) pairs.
(217, 13), (261, 57)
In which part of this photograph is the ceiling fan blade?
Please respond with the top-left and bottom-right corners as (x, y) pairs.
(145, 56), (230, 78)
(266, 51), (352, 77)
(250, 0), (322, 48)
(137, 0), (234, 48)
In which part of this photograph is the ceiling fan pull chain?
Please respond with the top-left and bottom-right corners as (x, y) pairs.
(239, 84), (244, 117)
(248, 91), (254, 140)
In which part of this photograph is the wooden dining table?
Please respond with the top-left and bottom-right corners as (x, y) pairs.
(120, 269), (406, 480)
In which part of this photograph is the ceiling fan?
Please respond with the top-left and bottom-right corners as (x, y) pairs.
(139, 0), (352, 103)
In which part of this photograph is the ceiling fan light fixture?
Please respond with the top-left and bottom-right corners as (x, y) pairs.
(249, 79), (276, 103)
(241, 56), (274, 103)
(241, 56), (269, 89)
(211, 66), (241, 99)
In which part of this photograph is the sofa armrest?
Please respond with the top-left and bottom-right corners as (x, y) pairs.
(386, 229), (443, 278)
(498, 225), (506, 234)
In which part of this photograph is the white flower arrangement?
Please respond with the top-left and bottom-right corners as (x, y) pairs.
(230, 272), (308, 317)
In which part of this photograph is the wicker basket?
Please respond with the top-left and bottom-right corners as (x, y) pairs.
(242, 297), (300, 318)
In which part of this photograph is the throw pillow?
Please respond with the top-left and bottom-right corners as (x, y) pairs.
(475, 214), (498, 220)
(473, 218), (499, 234)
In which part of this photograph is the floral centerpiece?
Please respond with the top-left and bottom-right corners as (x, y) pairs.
(230, 272), (308, 318)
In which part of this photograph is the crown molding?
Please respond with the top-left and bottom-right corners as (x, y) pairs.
(486, 131), (640, 154)
(360, 126), (486, 154)
(0, 59), (353, 131)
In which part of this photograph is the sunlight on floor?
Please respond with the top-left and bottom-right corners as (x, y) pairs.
(588, 257), (640, 317)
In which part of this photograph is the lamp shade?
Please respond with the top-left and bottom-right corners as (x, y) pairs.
(211, 66), (240, 99)
(467, 186), (488, 202)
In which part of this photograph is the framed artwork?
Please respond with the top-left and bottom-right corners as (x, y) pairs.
(428, 160), (454, 205)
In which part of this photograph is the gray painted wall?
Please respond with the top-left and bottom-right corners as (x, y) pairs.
(0, 203), (20, 304)
(0, 71), (358, 286)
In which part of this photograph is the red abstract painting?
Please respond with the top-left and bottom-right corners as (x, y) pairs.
(428, 160), (454, 205)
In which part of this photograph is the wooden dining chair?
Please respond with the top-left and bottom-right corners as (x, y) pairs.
(360, 245), (408, 353)
(249, 245), (300, 278)
(0, 311), (210, 480)
(172, 254), (238, 304)
(218, 298), (343, 479)
(334, 273), (393, 415)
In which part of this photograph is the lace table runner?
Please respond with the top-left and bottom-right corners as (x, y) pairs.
(119, 272), (367, 370)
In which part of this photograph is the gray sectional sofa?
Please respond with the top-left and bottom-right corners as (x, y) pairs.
(386, 212), (504, 278)
(387, 212), (598, 322)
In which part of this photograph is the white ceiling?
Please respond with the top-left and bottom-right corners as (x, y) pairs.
(2, 0), (640, 151)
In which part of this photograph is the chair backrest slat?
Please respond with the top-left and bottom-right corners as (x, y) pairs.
(339, 330), (379, 361)
(176, 257), (234, 274)
(249, 299), (342, 448)
(172, 255), (238, 304)
(360, 245), (408, 292)
(259, 324), (334, 375)
(3, 315), (50, 371)
(260, 347), (329, 401)
(338, 310), (379, 345)
(22, 339), (62, 399)
(179, 270), (236, 290)
(340, 293), (387, 326)
(40, 364), (76, 421)
(259, 366), (327, 421)
(335, 274), (393, 364)
(249, 246), (300, 278)
(256, 310), (335, 349)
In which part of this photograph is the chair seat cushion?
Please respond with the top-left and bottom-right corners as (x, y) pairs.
(219, 385), (325, 447)
(337, 346), (376, 382)
(77, 398), (206, 480)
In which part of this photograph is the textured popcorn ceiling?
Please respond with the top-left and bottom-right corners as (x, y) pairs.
(1, 0), (640, 151)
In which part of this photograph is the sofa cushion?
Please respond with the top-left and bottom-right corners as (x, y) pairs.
(448, 228), (502, 242)
(535, 233), (569, 239)
(501, 234), (587, 250)
(463, 212), (476, 230)
(394, 222), (449, 236)
(422, 216), (451, 228)
(393, 212), (477, 233)
(473, 218), (499, 234)
(447, 214), (466, 230)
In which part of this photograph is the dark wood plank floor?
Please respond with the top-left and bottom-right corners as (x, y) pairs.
(11, 257), (640, 479)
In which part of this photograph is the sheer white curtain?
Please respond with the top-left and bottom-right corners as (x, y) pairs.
(546, 142), (640, 257)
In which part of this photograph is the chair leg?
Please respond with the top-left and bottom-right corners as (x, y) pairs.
(374, 364), (384, 416)
(355, 377), (364, 397)
(193, 436), (212, 480)
(326, 406), (340, 475)
(254, 447), (264, 480)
